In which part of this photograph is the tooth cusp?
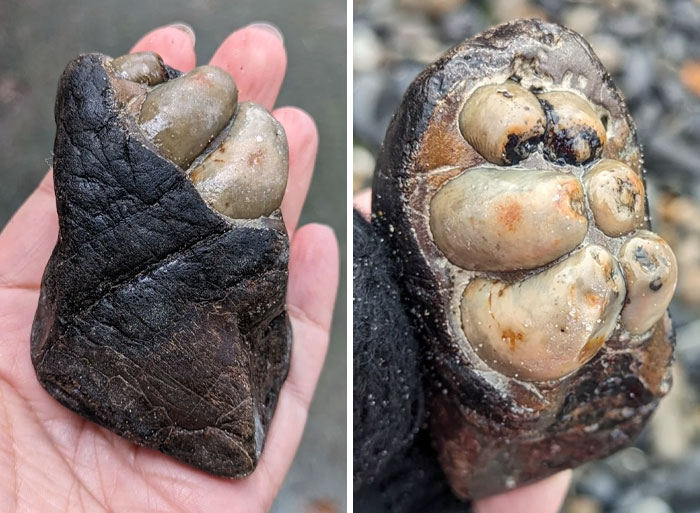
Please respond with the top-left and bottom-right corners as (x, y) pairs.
(111, 51), (166, 86)
(189, 102), (289, 219)
(138, 65), (238, 169)
(460, 245), (625, 381)
(539, 91), (606, 166)
(585, 159), (645, 237)
(458, 82), (546, 165)
(619, 231), (678, 335)
(429, 168), (588, 271)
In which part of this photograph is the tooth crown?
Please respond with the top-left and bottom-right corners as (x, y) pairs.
(372, 19), (675, 500)
(429, 74), (676, 382)
(105, 53), (288, 222)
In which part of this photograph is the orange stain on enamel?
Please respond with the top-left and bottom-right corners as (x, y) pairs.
(496, 199), (523, 232)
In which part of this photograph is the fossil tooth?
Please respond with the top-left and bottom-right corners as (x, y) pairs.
(190, 102), (289, 219)
(539, 90), (607, 165)
(585, 159), (645, 237)
(372, 19), (676, 500)
(458, 82), (546, 165)
(138, 65), (238, 169)
(461, 245), (626, 381)
(111, 51), (166, 86)
(32, 53), (291, 480)
(429, 168), (588, 271)
(619, 231), (678, 335)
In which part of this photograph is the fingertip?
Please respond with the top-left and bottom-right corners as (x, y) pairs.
(275, 107), (319, 147)
(275, 107), (319, 234)
(473, 470), (572, 513)
(210, 24), (287, 110)
(353, 188), (372, 218)
(130, 24), (197, 72)
(288, 223), (339, 331)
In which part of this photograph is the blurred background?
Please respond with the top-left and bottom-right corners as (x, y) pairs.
(354, 0), (700, 512)
(0, 1), (346, 512)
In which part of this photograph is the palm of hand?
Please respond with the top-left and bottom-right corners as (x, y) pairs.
(0, 24), (339, 513)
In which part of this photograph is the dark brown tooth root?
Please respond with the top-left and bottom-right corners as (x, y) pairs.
(111, 51), (166, 86)
(429, 168), (588, 271)
(461, 245), (625, 381)
(138, 65), (238, 169)
(619, 231), (678, 335)
(459, 82), (546, 165)
(585, 159), (646, 237)
(538, 91), (607, 165)
(189, 102), (289, 219)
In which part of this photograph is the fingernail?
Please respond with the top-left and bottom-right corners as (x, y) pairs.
(247, 22), (284, 44)
(168, 22), (196, 46)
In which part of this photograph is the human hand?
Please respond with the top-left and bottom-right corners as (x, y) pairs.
(353, 190), (570, 513)
(0, 23), (339, 513)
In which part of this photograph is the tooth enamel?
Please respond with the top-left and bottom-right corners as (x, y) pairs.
(189, 102), (289, 219)
(138, 65), (238, 169)
(461, 245), (626, 381)
(585, 159), (645, 237)
(111, 51), (166, 86)
(429, 168), (588, 271)
(619, 231), (678, 335)
(539, 90), (607, 165)
(458, 82), (546, 165)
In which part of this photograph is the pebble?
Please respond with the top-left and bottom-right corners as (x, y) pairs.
(562, 5), (601, 37)
(398, 0), (465, 17)
(565, 495), (603, 513)
(354, 22), (384, 72)
(623, 496), (673, 513)
(353, 145), (376, 192)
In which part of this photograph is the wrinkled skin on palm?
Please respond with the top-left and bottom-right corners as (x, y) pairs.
(373, 19), (677, 499)
(31, 52), (291, 478)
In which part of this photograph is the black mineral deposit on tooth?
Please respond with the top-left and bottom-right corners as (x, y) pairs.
(30, 53), (291, 478)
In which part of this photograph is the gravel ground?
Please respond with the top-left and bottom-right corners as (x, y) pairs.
(353, 1), (700, 512)
(0, 1), (347, 512)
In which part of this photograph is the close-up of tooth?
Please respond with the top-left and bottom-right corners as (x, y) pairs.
(138, 65), (238, 169)
(461, 245), (625, 381)
(110, 51), (166, 86)
(619, 231), (678, 335)
(585, 159), (646, 237)
(371, 18), (676, 501)
(539, 90), (607, 165)
(458, 81), (546, 165)
(190, 102), (289, 219)
(429, 168), (588, 271)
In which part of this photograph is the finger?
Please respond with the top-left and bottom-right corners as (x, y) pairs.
(130, 23), (196, 72)
(353, 188), (371, 219)
(252, 224), (339, 503)
(275, 107), (319, 236)
(209, 24), (287, 110)
(0, 170), (58, 290)
(473, 470), (572, 513)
